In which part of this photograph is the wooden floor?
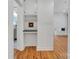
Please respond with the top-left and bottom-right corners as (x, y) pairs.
(14, 36), (68, 59)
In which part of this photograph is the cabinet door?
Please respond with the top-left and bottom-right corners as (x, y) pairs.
(17, 7), (24, 51)
(37, 0), (54, 51)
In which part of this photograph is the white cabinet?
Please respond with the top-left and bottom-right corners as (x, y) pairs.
(54, 13), (68, 35)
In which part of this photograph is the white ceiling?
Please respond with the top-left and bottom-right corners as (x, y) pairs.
(14, 0), (69, 15)
(15, 0), (23, 6)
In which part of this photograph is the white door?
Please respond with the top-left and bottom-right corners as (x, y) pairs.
(37, 0), (54, 51)
(17, 6), (24, 51)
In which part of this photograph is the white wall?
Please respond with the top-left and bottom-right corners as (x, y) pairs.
(24, 15), (37, 30)
(54, 13), (68, 35)
(54, 0), (69, 12)
(24, 0), (37, 15)
(37, 0), (54, 51)
(24, 20), (37, 30)
(17, 5), (24, 51)
(54, 0), (69, 35)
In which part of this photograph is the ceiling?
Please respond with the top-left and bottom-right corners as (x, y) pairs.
(14, 0), (69, 15)
(15, 0), (23, 6)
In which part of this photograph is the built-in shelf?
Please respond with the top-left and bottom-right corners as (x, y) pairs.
(23, 32), (37, 34)
(23, 30), (37, 33)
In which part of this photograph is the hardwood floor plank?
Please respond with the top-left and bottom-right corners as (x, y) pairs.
(14, 36), (68, 59)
